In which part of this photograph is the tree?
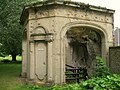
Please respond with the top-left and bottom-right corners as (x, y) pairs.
(0, 0), (41, 61)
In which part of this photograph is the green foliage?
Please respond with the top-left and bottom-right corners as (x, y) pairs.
(0, 55), (21, 61)
(95, 56), (111, 77)
(0, 0), (22, 56)
(23, 84), (52, 90)
(52, 84), (82, 90)
(79, 74), (120, 90)
(0, 61), (120, 90)
(0, 0), (42, 61)
(52, 56), (120, 90)
(51, 74), (120, 90)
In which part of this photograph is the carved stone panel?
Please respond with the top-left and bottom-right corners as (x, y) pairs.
(35, 41), (47, 81)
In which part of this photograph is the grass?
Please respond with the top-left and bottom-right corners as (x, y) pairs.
(0, 62), (52, 90)
(0, 62), (22, 90)
(1, 58), (119, 90)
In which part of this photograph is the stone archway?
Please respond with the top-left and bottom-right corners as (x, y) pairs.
(60, 22), (107, 60)
(60, 22), (107, 82)
(65, 26), (102, 75)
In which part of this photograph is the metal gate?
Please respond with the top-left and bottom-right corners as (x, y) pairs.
(65, 64), (88, 83)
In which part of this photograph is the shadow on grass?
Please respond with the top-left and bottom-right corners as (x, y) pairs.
(0, 59), (22, 64)
(0, 61), (52, 90)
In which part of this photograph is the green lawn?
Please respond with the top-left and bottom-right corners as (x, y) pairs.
(1, 62), (119, 90)
(0, 62), (51, 90)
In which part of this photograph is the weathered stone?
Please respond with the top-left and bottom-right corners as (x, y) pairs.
(20, 0), (114, 84)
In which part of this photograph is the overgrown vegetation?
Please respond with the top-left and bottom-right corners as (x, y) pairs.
(51, 56), (120, 90)
(79, 74), (120, 90)
(95, 56), (111, 77)
(52, 74), (120, 90)
(0, 56), (120, 90)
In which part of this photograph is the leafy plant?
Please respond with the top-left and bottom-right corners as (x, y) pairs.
(52, 56), (120, 90)
(79, 74), (120, 90)
(52, 84), (83, 90)
(95, 56), (111, 77)
(52, 74), (120, 90)
(25, 84), (52, 90)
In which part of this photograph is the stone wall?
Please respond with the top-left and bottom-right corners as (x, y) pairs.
(109, 46), (120, 74)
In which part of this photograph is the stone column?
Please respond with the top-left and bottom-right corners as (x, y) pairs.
(101, 41), (107, 62)
(29, 41), (35, 80)
(60, 37), (66, 83)
(47, 41), (53, 82)
(53, 38), (66, 84)
(22, 40), (27, 78)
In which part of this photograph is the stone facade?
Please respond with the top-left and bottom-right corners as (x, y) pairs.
(20, 0), (114, 84)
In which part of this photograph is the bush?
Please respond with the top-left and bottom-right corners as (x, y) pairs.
(80, 74), (120, 90)
(52, 74), (120, 90)
(95, 56), (111, 77)
(52, 56), (120, 90)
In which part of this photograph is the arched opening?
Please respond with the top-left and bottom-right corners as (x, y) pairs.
(65, 26), (102, 74)
(61, 25), (106, 83)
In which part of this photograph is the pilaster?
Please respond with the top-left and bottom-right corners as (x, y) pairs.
(47, 41), (53, 82)
(29, 41), (35, 80)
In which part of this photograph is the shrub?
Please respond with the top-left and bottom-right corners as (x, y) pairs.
(80, 74), (120, 90)
(95, 56), (111, 77)
(52, 56), (120, 90)
(52, 74), (120, 90)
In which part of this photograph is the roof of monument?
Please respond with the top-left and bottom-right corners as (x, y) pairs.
(20, 0), (115, 24)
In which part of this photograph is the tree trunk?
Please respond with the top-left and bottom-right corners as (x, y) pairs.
(12, 54), (17, 61)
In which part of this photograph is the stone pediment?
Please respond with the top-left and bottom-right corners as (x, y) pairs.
(31, 27), (54, 42)
(31, 27), (46, 36)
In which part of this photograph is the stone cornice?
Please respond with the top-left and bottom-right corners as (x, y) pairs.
(20, 0), (115, 25)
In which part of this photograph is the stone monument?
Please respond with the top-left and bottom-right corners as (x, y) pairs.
(20, 0), (114, 84)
